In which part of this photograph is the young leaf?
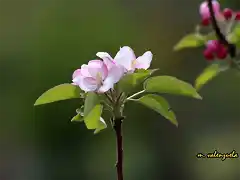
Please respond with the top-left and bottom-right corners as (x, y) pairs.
(94, 117), (107, 134)
(84, 104), (103, 129)
(118, 69), (158, 93)
(144, 76), (202, 99)
(83, 92), (104, 130)
(34, 83), (82, 106)
(228, 24), (240, 47)
(71, 113), (84, 122)
(204, 33), (217, 41)
(232, 24), (240, 37)
(195, 63), (221, 90)
(174, 33), (205, 51)
(83, 92), (100, 116)
(137, 94), (178, 126)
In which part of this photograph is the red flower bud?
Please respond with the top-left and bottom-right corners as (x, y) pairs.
(235, 12), (240, 21)
(223, 8), (233, 20)
(201, 18), (210, 26)
(203, 49), (214, 61)
(216, 45), (228, 59)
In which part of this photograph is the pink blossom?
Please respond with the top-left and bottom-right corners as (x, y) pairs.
(200, 0), (220, 19)
(72, 60), (124, 93)
(203, 40), (228, 60)
(96, 46), (153, 73)
(206, 40), (219, 52)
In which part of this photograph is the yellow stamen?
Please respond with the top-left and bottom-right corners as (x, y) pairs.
(131, 59), (137, 68)
(96, 72), (102, 84)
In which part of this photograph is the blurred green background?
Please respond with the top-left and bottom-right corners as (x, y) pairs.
(0, 0), (239, 179)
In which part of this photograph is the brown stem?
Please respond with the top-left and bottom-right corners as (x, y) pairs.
(113, 117), (124, 180)
(207, 0), (236, 58)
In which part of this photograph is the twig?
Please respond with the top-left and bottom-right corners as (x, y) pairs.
(113, 117), (124, 180)
(207, 0), (236, 58)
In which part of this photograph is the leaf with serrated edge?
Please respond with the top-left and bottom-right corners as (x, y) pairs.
(195, 63), (221, 90)
(144, 76), (202, 99)
(34, 83), (82, 106)
(137, 94), (178, 126)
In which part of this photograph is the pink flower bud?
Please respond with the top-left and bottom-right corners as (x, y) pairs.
(200, 1), (220, 20)
(206, 40), (219, 52)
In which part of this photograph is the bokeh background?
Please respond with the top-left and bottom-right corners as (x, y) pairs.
(0, 0), (239, 180)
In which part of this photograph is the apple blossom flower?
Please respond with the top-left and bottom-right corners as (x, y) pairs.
(72, 60), (124, 93)
(96, 46), (153, 73)
(200, 0), (221, 20)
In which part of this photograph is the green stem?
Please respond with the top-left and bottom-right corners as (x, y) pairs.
(125, 90), (145, 102)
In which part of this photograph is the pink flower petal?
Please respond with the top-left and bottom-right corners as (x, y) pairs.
(72, 69), (82, 79)
(96, 52), (115, 70)
(98, 65), (124, 93)
(80, 64), (91, 77)
(114, 46), (136, 71)
(87, 60), (108, 80)
(200, 1), (220, 19)
(79, 77), (98, 92)
(107, 64), (125, 83)
(98, 81), (114, 93)
(135, 51), (153, 70)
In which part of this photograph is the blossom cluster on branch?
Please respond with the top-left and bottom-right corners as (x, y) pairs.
(175, 0), (240, 90)
(72, 47), (152, 93)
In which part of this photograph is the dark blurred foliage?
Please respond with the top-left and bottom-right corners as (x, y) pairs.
(0, 0), (239, 180)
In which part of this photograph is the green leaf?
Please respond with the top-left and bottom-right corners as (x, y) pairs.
(94, 117), (107, 134)
(195, 63), (221, 90)
(204, 33), (217, 41)
(34, 83), (82, 106)
(84, 104), (103, 129)
(174, 33), (205, 51)
(118, 69), (158, 93)
(232, 24), (240, 37)
(71, 113), (84, 122)
(83, 92), (103, 130)
(83, 92), (100, 116)
(228, 24), (240, 47)
(137, 94), (178, 126)
(227, 33), (239, 44)
(144, 76), (202, 99)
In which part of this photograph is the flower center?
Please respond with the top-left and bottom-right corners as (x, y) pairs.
(96, 72), (103, 85)
(131, 59), (137, 68)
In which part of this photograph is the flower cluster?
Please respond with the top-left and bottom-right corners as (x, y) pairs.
(199, 0), (240, 26)
(199, 0), (240, 61)
(203, 40), (228, 60)
(72, 46), (153, 93)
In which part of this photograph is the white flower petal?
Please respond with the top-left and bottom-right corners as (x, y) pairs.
(114, 46), (136, 71)
(135, 51), (153, 70)
(96, 52), (113, 61)
(98, 80), (114, 93)
(77, 77), (98, 92)
(107, 64), (125, 83)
